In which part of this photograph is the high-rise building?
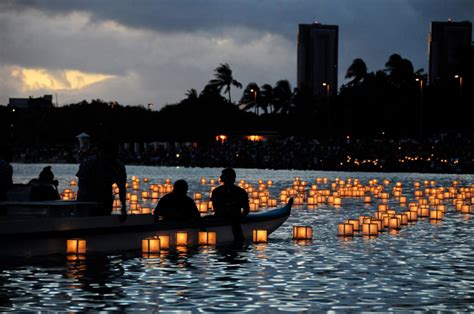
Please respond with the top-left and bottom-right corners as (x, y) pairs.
(429, 20), (472, 84)
(297, 23), (338, 96)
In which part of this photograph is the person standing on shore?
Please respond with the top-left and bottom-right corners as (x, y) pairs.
(0, 145), (13, 201)
(211, 167), (250, 242)
(76, 141), (127, 218)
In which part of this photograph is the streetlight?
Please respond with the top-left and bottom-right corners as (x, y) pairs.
(250, 89), (258, 114)
(415, 78), (424, 138)
(322, 82), (330, 96)
(454, 75), (463, 97)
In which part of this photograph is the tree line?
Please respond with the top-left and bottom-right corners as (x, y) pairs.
(1, 53), (472, 148)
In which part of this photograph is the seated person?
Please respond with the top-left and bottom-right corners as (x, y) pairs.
(29, 166), (60, 201)
(154, 179), (201, 225)
(211, 167), (249, 242)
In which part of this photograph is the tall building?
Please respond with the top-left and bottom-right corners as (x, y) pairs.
(429, 20), (472, 84)
(297, 23), (338, 96)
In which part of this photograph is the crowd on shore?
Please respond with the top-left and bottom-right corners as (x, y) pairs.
(11, 132), (473, 174)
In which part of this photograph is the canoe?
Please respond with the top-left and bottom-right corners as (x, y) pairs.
(0, 198), (293, 258)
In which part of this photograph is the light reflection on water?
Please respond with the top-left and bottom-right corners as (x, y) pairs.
(1, 165), (473, 311)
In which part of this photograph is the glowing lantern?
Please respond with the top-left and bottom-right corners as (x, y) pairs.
(151, 191), (159, 200)
(249, 203), (259, 212)
(364, 196), (371, 203)
(252, 230), (268, 243)
(67, 239), (86, 255)
(198, 202), (209, 213)
(429, 210), (444, 220)
(130, 194), (139, 203)
(397, 214), (408, 225)
(338, 223), (354, 236)
(293, 226), (313, 240)
(406, 211), (418, 221)
(461, 205), (471, 214)
(141, 207), (151, 215)
(199, 231), (217, 245)
(143, 177), (149, 183)
(399, 196), (407, 204)
(437, 204), (446, 212)
(142, 237), (160, 253)
(362, 223), (378, 236)
(200, 177), (207, 185)
(194, 193), (202, 201)
(372, 219), (383, 231)
(175, 232), (188, 246)
(158, 235), (170, 250)
(418, 205), (429, 217)
(378, 204), (388, 212)
(414, 190), (423, 197)
(141, 191), (149, 199)
(388, 217), (401, 230)
(346, 219), (360, 231)
(333, 197), (342, 206)
(69, 180), (77, 187)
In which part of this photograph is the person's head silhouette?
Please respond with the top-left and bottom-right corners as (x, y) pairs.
(220, 168), (236, 185)
(173, 179), (188, 196)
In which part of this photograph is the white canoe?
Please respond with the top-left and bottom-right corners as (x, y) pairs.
(0, 199), (292, 258)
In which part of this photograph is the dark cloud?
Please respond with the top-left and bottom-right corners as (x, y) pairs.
(0, 0), (472, 106)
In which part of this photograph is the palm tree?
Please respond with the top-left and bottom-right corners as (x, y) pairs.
(345, 58), (368, 86)
(240, 82), (260, 114)
(208, 63), (242, 104)
(273, 80), (293, 114)
(259, 84), (273, 114)
(385, 54), (414, 87)
(185, 88), (198, 101)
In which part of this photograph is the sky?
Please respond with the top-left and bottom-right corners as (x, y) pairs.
(0, 0), (473, 109)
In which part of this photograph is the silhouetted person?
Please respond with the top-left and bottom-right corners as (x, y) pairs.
(154, 179), (201, 225)
(0, 145), (13, 201)
(28, 166), (60, 201)
(211, 168), (250, 242)
(76, 141), (127, 217)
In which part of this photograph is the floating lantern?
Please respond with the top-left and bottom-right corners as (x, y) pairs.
(429, 210), (444, 220)
(364, 196), (371, 203)
(399, 196), (407, 204)
(378, 204), (388, 212)
(130, 194), (139, 203)
(67, 239), (86, 255)
(69, 180), (77, 187)
(198, 202), (209, 213)
(437, 204), (446, 212)
(141, 207), (151, 215)
(249, 203), (259, 212)
(333, 197), (342, 206)
(175, 232), (188, 246)
(252, 230), (268, 243)
(338, 223), (354, 236)
(388, 217), (401, 230)
(346, 219), (360, 231)
(362, 223), (378, 236)
(293, 226), (313, 240)
(461, 205), (471, 214)
(158, 235), (170, 250)
(372, 219), (384, 231)
(200, 177), (207, 185)
(142, 237), (160, 253)
(406, 211), (418, 222)
(198, 231), (217, 245)
(194, 193), (202, 201)
(141, 191), (149, 199)
(418, 205), (429, 217)
(397, 214), (408, 225)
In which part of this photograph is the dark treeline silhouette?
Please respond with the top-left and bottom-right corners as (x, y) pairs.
(1, 56), (472, 172)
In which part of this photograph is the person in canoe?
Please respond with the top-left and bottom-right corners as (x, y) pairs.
(211, 167), (250, 242)
(28, 166), (60, 201)
(76, 140), (127, 218)
(153, 179), (201, 225)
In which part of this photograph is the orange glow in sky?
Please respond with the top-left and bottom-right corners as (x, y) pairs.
(11, 67), (114, 91)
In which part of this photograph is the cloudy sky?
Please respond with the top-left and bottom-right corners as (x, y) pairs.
(0, 0), (473, 109)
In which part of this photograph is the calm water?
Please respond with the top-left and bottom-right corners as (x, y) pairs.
(1, 164), (473, 312)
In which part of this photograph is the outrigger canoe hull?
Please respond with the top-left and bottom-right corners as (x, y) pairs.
(0, 200), (292, 258)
